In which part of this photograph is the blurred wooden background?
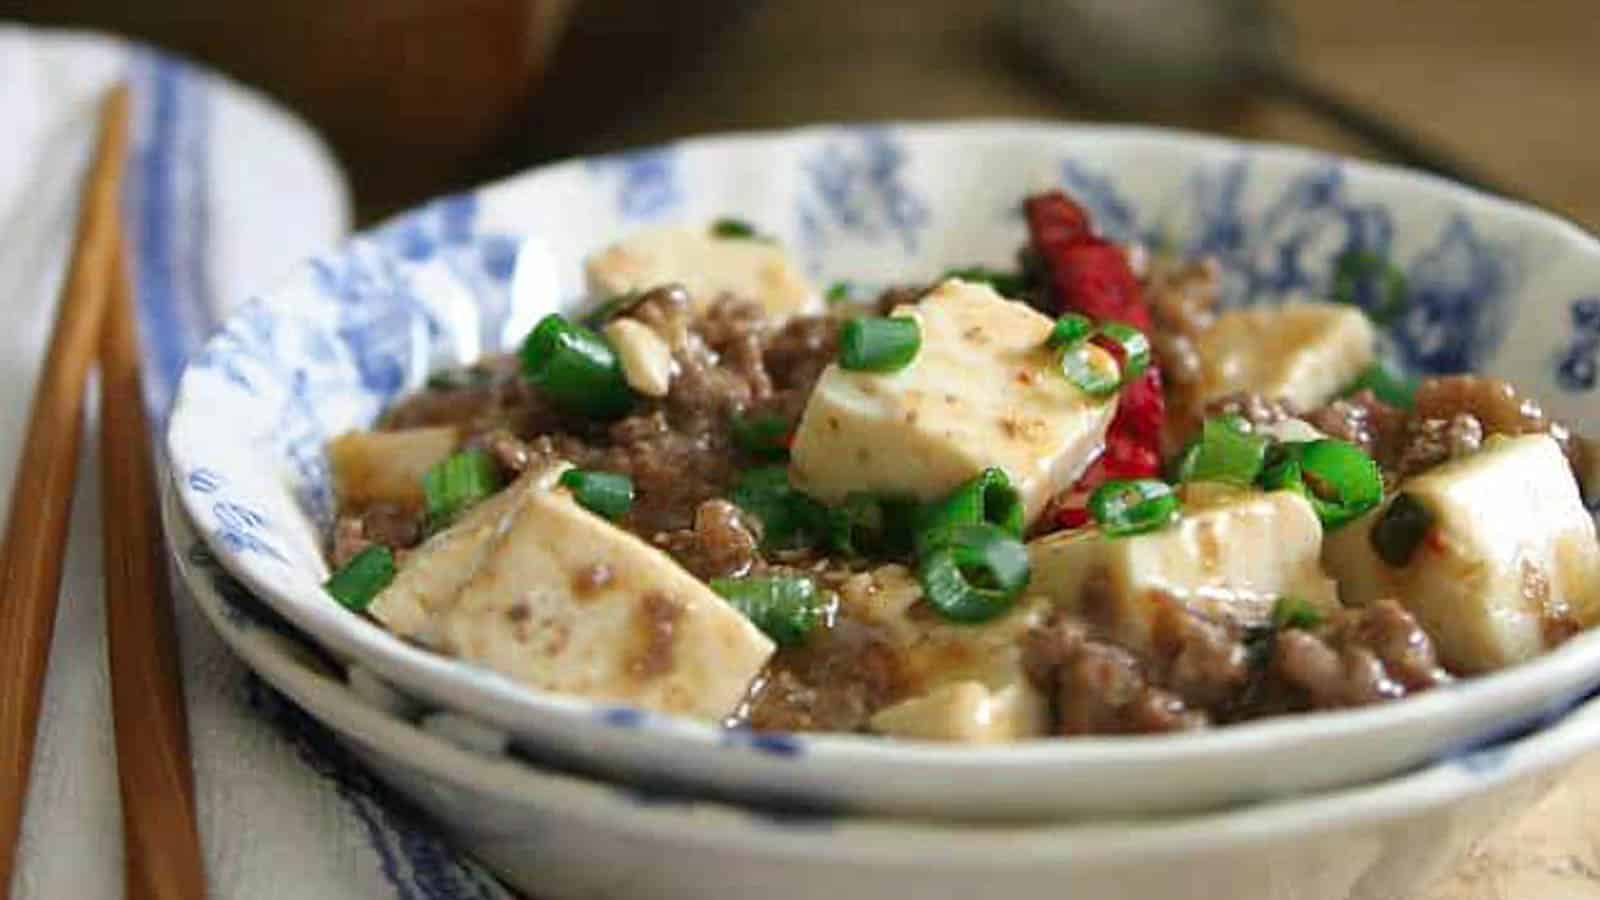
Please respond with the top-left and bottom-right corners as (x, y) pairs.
(8, 0), (1600, 896)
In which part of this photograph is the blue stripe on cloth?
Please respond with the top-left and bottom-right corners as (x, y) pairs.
(124, 51), (514, 899)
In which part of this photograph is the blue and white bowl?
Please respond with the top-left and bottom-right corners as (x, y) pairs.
(167, 122), (1600, 821)
(166, 472), (1600, 900)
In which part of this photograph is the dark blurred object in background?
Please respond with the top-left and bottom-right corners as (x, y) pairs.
(5, 0), (756, 218)
(8, 0), (1600, 228)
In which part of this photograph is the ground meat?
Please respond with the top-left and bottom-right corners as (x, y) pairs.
(1268, 600), (1449, 710)
(1023, 616), (1208, 735)
(1205, 391), (1295, 427)
(627, 284), (694, 348)
(1145, 257), (1221, 338)
(1304, 389), (1407, 459)
(1391, 413), (1484, 480)
(1413, 375), (1576, 465)
(1150, 604), (1251, 709)
(656, 499), (761, 580)
(873, 284), (933, 316)
(331, 503), (424, 566)
(745, 618), (905, 733)
(462, 427), (535, 476)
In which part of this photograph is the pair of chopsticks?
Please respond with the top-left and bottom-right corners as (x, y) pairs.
(0, 85), (206, 899)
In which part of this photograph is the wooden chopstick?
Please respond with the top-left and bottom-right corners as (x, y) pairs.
(100, 229), (207, 899)
(0, 84), (131, 897)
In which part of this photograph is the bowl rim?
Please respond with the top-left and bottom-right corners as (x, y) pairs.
(167, 117), (1600, 772)
(167, 472), (1600, 865)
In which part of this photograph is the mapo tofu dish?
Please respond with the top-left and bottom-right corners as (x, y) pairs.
(321, 193), (1600, 742)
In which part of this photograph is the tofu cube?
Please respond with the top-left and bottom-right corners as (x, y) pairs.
(585, 225), (819, 319)
(869, 681), (1048, 744)
(434, 466), (776, 721)
(1323, 434), (1600, 673)
(1194, 302), (1375, 410)
(1028, 485), (1339, 651)
(369, 464), (565, 646)
(789, 279), (1118, 524)
(838, 565), (1052, 743)
(328, 426), (458, 509)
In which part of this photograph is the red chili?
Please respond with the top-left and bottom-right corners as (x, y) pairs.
(1026, 190), (1166, 531)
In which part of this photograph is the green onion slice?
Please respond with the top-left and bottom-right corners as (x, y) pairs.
(1370, 493), (1434, 566)
(1260, 439), (1382, 530)
(324, 545), (396, 611)
(519, 313), (635, 418)
(916, 523), (1031, 624)
(825, 281), (854, 304)
(1271, 595), (1325, 630)
(730, 466), (828, 551)
(711, 218), (762, 240)
(730, 414), (792, 459)
(916, 468), (1025, 554)
(1060, 343), (1122, 398)
(559, 469), (634, 520)
(1095, 321), (1152, 384)
(423, 449), (502, 531)
(839, 316), (921, 372)
(1088, 478), (1180, 537)
(829, 492), (920, 558)
(1046, 313), (1095, 350)
(710, 576), (821, 646)
(1344, 362), (1418, 410)
(1177, 415), (1270, 486)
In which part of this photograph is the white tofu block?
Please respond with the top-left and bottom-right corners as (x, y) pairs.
(328, 426), (458, 509)
(870, 681), (1048, 744)
(789, 279), (1118, 524)
(1028, 485), (1338, 651)
(369, 465), (564, 646)
(585, 224), (819, 319)
(1323, 434), (1600, 673)
(838, 565), (1052, 743)
(1194, 302), (1375, 410)
(438, 467), (776, 721)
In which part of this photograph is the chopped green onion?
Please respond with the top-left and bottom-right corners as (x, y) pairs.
(1260, 439), (1382, 530)
(1060, 343), (1122, 397)
(825, 281), (854, 303)
(559, 469), (634, 520)
(839, 316), (921, 373)
(519, 313), (635, 418)
(1271, 596), (1325, 630)
(943, 265), (1028, 298)
(1332, 251), (1409, 324)
(579, 291), (646, 329)
(1370, 493), (1434, 566)
(916, 468), (1024, 554)
(1095, 321), (1152, 385)
(916, 523), (1031, 623)
(1344, 362), (1418, 410)
(1177, 415), (1270, 486)
(730, 466), (828, 551)
(1046, 313), (1094, 349)
(730, 414), (792, 459)
(325, 545), (396, 611)
(423, 449), (502, 530)
(424, 366), (493, 391)
(1088, 479), (1180, 538)
(710, 576), (821, 646)
(711, 218), (762, 240)
(828, 492), (920, 558)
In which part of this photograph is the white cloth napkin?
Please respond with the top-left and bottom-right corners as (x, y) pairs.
(2, 29), (514, 899)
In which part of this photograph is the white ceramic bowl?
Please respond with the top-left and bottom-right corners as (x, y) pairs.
(167, 121), (1600, 821)
(166, 477), (1600, 900)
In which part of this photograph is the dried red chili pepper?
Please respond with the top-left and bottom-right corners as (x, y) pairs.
(1024, 190), (1166, 529)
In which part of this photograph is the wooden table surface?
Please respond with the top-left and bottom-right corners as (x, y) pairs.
(582, 1), (1600, 897)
